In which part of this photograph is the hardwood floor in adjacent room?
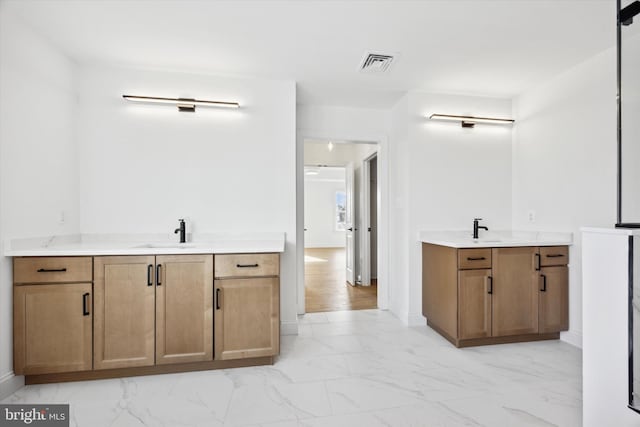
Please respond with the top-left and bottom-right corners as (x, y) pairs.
(305, 247), (377, 313)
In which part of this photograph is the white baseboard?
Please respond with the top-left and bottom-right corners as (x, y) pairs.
(0, 372), (24, 401)
(560, 330), (583, 349)
(408, 313), (427, 327)
(281, 320), (298, 336)
(389, 309), (408, 325)
(388, 309), (426, 327)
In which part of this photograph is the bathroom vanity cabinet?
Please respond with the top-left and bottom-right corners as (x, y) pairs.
(12, 252), (280, 384)
(422, 243), (569, 347)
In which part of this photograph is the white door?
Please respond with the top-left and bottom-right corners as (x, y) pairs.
(345, 162), (356, 285)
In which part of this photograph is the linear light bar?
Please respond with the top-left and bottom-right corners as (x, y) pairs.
(123, 95), (239, 112)
(429, 114), (514, 128)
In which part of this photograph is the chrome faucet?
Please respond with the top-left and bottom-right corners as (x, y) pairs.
(174, 219), (186, 243)
(473, 218), (488, 239)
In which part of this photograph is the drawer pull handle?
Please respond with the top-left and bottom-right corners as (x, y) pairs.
(540, 274), (547, 292)
(487, 276), (493, 294)
(37, 268), (67, 273)
(216, 288), (221, 310)
(156, 264), (162, 286)
(467, 257), (486, 261)
(82, 292), (90, 316)
(546, 254), (565, 258)
(535, 253), (541, 271)
(147, 264), (153, 286)
(237, 263), (259, 268)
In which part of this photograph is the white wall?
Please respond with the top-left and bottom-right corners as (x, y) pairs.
(297, 105), (390, 142)
(403, 92), (514, 324)
(304, 176), (345, 248)
(620, 30), (640, 222)
(0, 9), (80, 396)
(75, 64), (298, 330)
(388, 94), (411, 320)
(512, 47), (617, 346)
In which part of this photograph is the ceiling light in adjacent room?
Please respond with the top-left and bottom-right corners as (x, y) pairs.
(328, 141), (334, 151)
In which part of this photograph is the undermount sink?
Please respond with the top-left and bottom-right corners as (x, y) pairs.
(133, 243), (196, 249)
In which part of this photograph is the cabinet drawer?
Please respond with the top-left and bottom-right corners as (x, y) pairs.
(458, 249), (492, 270)
(14, 257), (92, 284)
(215, 253), (279, 278)
(540, 246), (569, 266)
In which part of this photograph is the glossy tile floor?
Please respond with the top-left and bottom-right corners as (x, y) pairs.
(2, 310), (582, 426)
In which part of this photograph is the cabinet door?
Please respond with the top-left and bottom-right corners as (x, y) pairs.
(458, 269), (492, 339)
(491, 247), (539, 336)
(156, 255), (213, 364)
(94, 256), (155, 370)
(539, 266), (569, 333)
(215, 277), (279, 360)
(14, 283), (92, 375)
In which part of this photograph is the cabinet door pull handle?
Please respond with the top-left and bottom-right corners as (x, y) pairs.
(37, 268), (67, 273)
(82, 292), (90, 316)
(147, 264), (153, 286)
(156, 264), (162, 286)
(546, 254), (564, 258)
(216, 288), (221, 310)
(467, 257), (486, 261)
(540, 274), (547, 292)
(534, 253), (541, 271)
(487, 276), (493, 294)
(236, 263), (259, 268)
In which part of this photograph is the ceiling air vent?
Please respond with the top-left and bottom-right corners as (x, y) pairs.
(359, 52), (395, 73)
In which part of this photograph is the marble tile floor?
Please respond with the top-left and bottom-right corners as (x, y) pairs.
(2, 309), (582, 426)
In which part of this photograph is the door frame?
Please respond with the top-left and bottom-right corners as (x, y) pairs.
(296, 130), (389, 314)
(345, 162), (356, 285)
(360, 152), (378, 287)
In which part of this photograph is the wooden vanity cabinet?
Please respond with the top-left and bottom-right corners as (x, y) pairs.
(14, 252), (280, 383)
(458, 268), (492, 340)
(93, 255), (213, 369)
(539, 245), (570, 334)
(93, 256), (156, 370)
(491, 247), (540, 337)
(156, 255), (213, 364)
(13, 257), (93, 375)
(214, 253), (280, 360)
(423, 244), (569, 347)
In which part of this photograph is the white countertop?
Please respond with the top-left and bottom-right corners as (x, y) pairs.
(4, 232), (286, 256)
(581, 226), (640, 236)
(419, 230), (572, 248)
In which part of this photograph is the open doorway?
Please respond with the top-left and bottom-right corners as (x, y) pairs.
(361, 153), (378, 288)
(303, 140), (379, 312)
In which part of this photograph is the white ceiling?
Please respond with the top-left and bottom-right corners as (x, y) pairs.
(304, 166), (346, 182)
(2, 0), (615, 108)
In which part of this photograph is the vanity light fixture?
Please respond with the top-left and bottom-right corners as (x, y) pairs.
(429, 113), (515, 128)
(122, 95), (240, 112)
